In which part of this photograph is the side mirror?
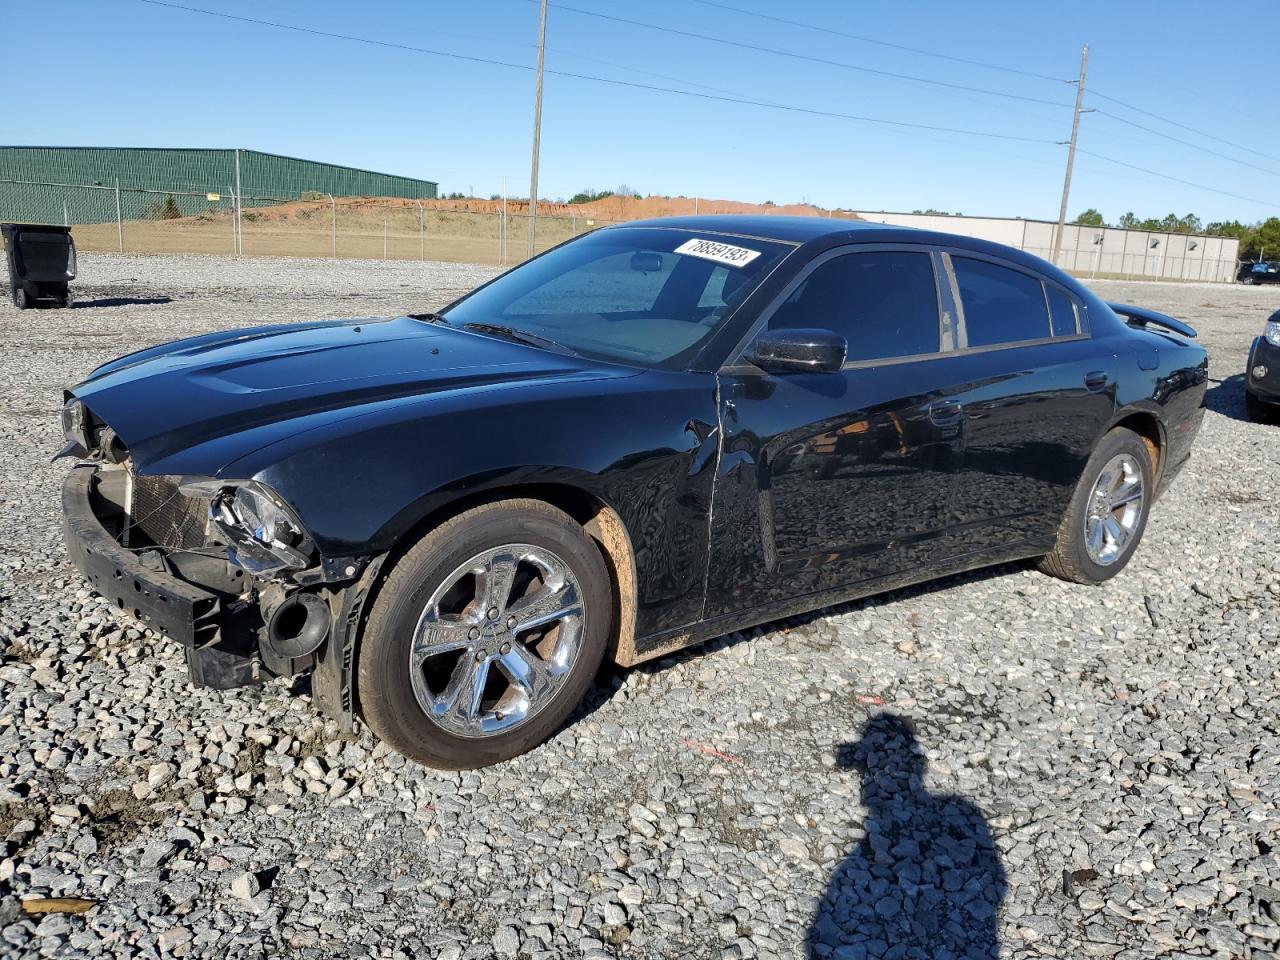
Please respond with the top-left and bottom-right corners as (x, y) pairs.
(746, 328), (847, 374)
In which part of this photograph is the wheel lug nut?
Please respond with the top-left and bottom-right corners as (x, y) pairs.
(475, 649), (487, 662)
(468, 627), (480, 641)
(487, 607), (500, 620)
(500, 642), (511, 654)
(506, 615), (517, 629)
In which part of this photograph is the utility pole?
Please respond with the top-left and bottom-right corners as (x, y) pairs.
(527, 0), (549, 259)
(1052, 44), (1089, 267)
(233, 148), (244, 256)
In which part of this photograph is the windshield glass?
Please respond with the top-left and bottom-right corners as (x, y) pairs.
(440, 227), (793, 368)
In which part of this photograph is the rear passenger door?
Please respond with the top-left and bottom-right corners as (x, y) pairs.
(939, 251), (1116, 552)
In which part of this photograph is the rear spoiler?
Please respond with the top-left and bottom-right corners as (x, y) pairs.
(1108, 302), (1198, 339)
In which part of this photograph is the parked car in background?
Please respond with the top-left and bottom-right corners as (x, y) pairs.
(1238, 261), (1280, 284)
(1246, 309), (1280, 423)
(58, 216), (1208, 768)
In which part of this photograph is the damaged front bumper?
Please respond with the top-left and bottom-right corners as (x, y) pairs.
(64, 465), (222, 638)
(60, 464), (380, 730)
(1248, 335), (1280, 405)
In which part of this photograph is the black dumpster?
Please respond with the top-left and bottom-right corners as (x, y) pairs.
(2, 223), (76, 309)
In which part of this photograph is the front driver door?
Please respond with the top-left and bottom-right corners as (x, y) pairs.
(704, 246), (967, 620)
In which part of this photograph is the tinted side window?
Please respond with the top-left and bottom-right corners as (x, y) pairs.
(952, 257), (1051, 347)
(1045, 286), (1078, 337)
(769, 251), (940, 361)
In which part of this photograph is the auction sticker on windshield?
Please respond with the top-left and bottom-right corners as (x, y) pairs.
(674, 238), (762, 268)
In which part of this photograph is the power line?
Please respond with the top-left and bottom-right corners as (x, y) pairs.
(683, 0), (1280, 177)
(529, 0), (1074, 108)
(1091, 108), (1280, 179)
(1089, 89), (1280, 164)
(132, 0), (1061, 144)
(250, 0), (758, 100)
(1076, 149), (1278, 208)
(686, 0), (1070, 83)
(549, 47), (763, 100)
(131, 1), (543, 76)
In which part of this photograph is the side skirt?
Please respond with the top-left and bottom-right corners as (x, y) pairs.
(628, 537), (1053, 665)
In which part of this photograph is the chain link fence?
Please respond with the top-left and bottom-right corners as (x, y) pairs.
(2, 178), (1247, 281)
(0, 178), (619, 266)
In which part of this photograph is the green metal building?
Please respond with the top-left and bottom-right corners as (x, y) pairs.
(0, 146), (437, 223)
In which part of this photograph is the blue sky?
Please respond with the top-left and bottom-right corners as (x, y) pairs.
(10, 0), (1279, 224)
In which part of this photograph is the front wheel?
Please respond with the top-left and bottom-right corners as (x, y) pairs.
(1040, 427), (1154, 584)
(357, 499), (612, 769)
(12, 287), (28, 309)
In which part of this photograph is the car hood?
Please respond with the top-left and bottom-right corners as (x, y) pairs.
(71, 316), (632, 472)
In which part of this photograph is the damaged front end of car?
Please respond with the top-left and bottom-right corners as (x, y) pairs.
(58, 396), (380, 730)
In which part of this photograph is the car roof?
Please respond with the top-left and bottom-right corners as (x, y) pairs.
(610, 214), (894, 243)
(606, 214), (1082, 288)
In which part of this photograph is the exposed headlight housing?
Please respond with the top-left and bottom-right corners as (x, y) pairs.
(205, 481), (312, 575)
(1265, 319), (1280, 348)
(60, 397), (90, 452)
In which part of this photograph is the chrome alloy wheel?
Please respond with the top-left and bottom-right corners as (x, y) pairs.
(408, 544), (584, 738)
(1083, 453), (1145, 566)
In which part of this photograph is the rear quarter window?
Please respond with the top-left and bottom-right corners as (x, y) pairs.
(952, 257), (1051, 348)
(1045, 286), (1079, 337)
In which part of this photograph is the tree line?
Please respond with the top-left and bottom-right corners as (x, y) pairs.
(1073, 208), (1280, 261)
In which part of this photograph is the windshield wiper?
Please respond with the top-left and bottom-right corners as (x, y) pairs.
(461, 322), (580, 357)
(407, 311), (449, 324)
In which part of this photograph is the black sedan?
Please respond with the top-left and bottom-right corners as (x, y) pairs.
(1238, 261), (1280, 284)
(1246, 309), (1280, 423)
(59, 216), (1208, 768)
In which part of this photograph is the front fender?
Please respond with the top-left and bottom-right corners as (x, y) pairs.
(235, 368), (722, 639)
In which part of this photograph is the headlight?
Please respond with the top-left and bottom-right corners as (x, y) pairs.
(224, 485), (302, 548)
(61, 398), (89, 450)
(1265, 319), (1280, 348)
(206, 481), (311, 575)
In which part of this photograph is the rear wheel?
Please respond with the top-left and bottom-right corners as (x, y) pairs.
(358, 499), (611, 769)
(1040, 427), (1154, 584)
(12, 288), (28, 309)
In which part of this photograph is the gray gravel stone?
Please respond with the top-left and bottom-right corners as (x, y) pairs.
(492, 925), (520, 956)
(230, 871), (260, 900)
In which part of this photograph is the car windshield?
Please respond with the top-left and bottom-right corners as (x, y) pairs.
(438, 227), (794, 368)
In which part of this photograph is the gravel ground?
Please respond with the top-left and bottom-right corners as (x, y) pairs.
(1, 254), (1277, 960)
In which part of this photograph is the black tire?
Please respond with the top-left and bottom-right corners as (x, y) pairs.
(12, 288), (28, 310)
(1247, 391), (1278, 424)
(60, 293), (73, 309)
(357, 499), (611, 769)
(1039, 427), (1154, 585)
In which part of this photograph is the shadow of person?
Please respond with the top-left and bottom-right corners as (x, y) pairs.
(807, 714), (1006, 960)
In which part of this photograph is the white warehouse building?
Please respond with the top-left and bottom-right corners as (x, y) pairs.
(852, 211), (1240, 283)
